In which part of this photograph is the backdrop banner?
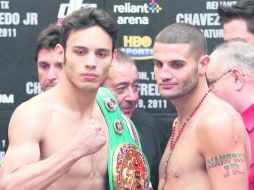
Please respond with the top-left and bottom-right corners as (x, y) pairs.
(0, 0), (237, 157)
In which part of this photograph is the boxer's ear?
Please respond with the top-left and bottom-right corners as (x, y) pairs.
(198, 55), (209, 76)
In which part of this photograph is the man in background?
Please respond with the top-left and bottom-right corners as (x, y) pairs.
(218, 0), (254, 43)
(35, 24), (62, 91)
(207, 40), (254, 190)
(103, 49), (169, 189)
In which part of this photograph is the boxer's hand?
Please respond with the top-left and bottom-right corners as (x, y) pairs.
(71, 119), (106, 157)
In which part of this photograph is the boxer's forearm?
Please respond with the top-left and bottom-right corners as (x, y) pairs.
(0, 146), (81, 190)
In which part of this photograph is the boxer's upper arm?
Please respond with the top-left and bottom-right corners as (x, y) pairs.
(198, 111), (249, 190)
(3, 105), (42, 175)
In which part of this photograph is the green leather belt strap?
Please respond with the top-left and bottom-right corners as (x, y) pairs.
(96, 87), (150, 190)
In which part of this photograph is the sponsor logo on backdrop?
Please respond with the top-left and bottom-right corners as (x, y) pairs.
(57, 0), (97, 25)
(175, 1), (237, 39)
(26, 82), (42, 95)
(114, 0), (162, 25)
(175, 13), (224, 38)
(121, 35), (153, 60)
(0, 94), (14, 104)
(206, 1), (237, 10)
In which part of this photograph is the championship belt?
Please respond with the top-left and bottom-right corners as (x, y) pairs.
(96, 87), (150, 190)
(113, 143), (149, 189)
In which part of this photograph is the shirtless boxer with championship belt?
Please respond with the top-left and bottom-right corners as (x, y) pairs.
(0, 8), (150, 190)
